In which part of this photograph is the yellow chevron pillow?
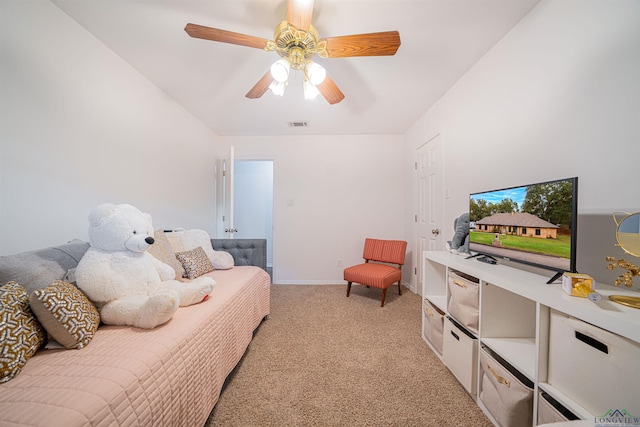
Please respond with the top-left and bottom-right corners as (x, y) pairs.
(0, 282), (46, 383)
(30, 280), (100, 349)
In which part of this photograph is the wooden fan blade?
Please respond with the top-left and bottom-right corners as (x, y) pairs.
(185, 23), (270, 50)
(323, 31), (401, 58)
(287, 0), (314, 31)
(246, 71), (274, 99)
(317, 76), (345, 105)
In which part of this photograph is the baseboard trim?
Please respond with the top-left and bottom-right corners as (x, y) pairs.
(272, 280), (415, 293)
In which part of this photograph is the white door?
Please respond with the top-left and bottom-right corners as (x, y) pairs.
(215, 146), (236, 238)
(416, 133), (445, 295)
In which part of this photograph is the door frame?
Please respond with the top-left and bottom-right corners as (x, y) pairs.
(415, 132), (446, 296)
(233, 158), (274, 272)
(215, 146), (235, 238)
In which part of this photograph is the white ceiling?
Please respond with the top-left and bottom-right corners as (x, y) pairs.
(52, 0), (540, 136)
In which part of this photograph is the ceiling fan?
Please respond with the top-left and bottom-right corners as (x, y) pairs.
(184, 0), (401, 105)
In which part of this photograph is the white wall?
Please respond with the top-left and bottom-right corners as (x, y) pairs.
(0, 0), (222, 255)
(404, 0), (640, 291)
(223, 135), (405, 284)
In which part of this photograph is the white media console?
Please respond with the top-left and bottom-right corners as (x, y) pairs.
(422, 250), (640, 426)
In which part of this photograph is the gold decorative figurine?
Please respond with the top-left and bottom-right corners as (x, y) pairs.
(605, 256), (640, 288)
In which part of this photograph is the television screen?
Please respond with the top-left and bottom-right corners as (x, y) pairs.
(468, 177), (578, 283)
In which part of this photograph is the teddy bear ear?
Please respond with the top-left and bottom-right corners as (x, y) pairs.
(88, 203), (116, 226)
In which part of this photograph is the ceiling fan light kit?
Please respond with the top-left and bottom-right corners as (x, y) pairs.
(268, 80), (287, 97)
(270, 59), (291, 83)
(303, 79), (320, 100)
(306, 62), (326, 86)
(184, 0), (401, 104)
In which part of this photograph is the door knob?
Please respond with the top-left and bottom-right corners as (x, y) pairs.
(432, 229), (440, 235)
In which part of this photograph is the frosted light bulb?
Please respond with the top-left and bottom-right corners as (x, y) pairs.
(303, 80), (320, 100)
(270, 59), (290, 83)
(306, 62), (326, 85)
(269, 80), (286, 96)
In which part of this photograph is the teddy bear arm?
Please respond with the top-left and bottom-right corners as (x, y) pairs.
(149, 254), (177, 281)
(76, 251), (139, 303)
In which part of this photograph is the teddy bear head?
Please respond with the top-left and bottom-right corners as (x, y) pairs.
(87, 203), (155, 253)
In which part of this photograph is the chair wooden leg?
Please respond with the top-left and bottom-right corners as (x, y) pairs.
(346, 282), (352, 297)
(398, 281), (402, 295)
(381, 288), (387, 307)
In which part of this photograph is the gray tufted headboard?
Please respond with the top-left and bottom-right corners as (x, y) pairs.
(0, 240), (91, 294)
(210, 239), (267, 272)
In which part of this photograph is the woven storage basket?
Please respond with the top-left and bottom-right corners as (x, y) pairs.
(479, 346), (534, 427)
(423, 298), (445, 355)
(447, 270), (479, 333)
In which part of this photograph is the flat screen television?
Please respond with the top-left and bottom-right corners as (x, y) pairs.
(468, 177), (578, 283)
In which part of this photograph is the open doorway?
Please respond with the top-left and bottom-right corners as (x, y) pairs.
(234, 160), (274, 278)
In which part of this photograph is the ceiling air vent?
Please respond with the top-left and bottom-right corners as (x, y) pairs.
(288, 121), (309, 128)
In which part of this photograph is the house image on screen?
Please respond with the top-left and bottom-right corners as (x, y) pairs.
(475, 212), (559, 239)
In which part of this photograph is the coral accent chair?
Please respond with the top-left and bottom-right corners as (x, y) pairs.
(344, 238), (408, 307)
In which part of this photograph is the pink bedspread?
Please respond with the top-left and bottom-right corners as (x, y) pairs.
(0, 266), (270, 427)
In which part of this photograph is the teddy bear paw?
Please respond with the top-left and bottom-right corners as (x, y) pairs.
(178, 278), (215, 307)
(136, 292), (179, 329)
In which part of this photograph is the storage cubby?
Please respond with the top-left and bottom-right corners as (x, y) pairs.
(534, 384), (593, 422)
(546, 309), (640, 416)
(423, 257), (447, 312)
(478, 345), (534, 427)
(536, 389), (581, 425)
(480, 282), (537, 381)
(422, 250), (640, 427)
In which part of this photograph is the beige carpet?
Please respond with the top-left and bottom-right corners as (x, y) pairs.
(206, 284), (492, 426)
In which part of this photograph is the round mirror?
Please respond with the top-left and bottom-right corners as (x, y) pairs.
(608, 212), (640, 308)
(615, 212), (640, 257)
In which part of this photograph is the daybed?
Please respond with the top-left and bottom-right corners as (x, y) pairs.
(0, 237), (270, 427)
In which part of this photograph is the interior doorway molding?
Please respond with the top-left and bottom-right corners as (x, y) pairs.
(415, 131), (445, 296)
(234, 159), (274, 277)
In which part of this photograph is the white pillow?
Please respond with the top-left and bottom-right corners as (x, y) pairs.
(167, 229), (234, 270)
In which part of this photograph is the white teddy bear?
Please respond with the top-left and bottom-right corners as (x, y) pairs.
(75, 203), (215, 329)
